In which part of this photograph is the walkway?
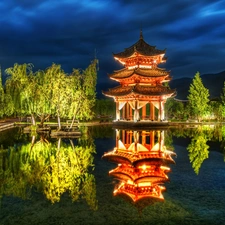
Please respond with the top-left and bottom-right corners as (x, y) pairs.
(0, 118), (18, 131)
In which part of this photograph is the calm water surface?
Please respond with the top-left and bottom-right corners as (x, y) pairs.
(0, 125), (225, 225)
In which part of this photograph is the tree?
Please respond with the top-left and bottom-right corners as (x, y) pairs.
(0, 68), (4, 118)
(5, 63), (34, 121)
(165, 98), (184, 120)
(67, 59), (98, 128)
(220, 81), (225, 120)
(44, 63), (70, 130)
(187, 131), (209, 174)
(187, 72), (210, 121)
(209, 100), (223, 121)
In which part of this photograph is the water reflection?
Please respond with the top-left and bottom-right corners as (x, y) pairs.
(171, 125), (225, 174)
(102, 129), (176, 211)
(0, 129), (97, 210)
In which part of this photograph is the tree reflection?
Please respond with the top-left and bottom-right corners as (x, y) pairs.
(0, 131), (97, 210)
(187, 133), (209, 175)
(174, 126), (214, 175)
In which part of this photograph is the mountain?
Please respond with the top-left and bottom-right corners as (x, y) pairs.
(169, 70), (225, 100)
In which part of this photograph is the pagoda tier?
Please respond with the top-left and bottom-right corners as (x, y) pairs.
(113, 182), (165, 203)
(113, 31), (166, 68)
(109, 163), (170, 184)
(103, 84), (175, 100)
(102, 149), (175, 165)
(109, 67), (171, 84)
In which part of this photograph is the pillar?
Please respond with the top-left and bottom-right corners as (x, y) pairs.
(150, 130), (155, 151)
(159, 130), (164, 152)
(158, 101), (161, 121)
(130, 106), (133, 120)
(142, 104), (146, 120)
(116, 129), (119, 148)
(122, 103), (125, 120)
(142, 131), (146, 146)
(122, 129), (125, 144)
(126, 102), (130, 120)
(150, 102), (155, 121)
(116, 102), (120, 121)
(134, 100), (138, 122)
(161, 101), (165, 121)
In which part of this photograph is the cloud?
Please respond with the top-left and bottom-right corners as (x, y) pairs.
(0, 0), (224, 94)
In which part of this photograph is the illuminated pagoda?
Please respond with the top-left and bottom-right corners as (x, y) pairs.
(103, 31), (175, 122)
(102, 129), (176, 210)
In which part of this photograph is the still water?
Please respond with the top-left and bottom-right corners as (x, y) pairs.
(0, 125), (225, 225)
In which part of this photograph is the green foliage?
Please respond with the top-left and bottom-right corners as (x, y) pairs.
(0, 135), (98, 210)
(5, 63), (33, 117)
(0, 69), (4, 118)
(3, 60), (98, 127)
(208, 100), (223, 121)
(93, 99), (116, 117)
(187, 131), (209, 174)
(72, 59), (98, 121)
(165, 98), (184, 120)
(187, 72), (210, 121)
(220, 81), (225, 119)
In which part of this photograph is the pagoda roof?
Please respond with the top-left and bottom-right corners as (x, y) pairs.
(110, 67), (171, 79)
(102, 84), (175, 97)
(113, 32), (166, 58)
(114, 182), (165, 203)
(109, 166), (169, 184)
(102, 150), (175, 165)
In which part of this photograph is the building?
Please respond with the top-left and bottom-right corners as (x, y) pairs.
(103, 31), (176, 122)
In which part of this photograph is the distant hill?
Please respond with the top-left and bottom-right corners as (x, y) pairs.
(169, 70), (225, 100)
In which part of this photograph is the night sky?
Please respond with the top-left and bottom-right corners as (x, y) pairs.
(1, 0), (225, 95)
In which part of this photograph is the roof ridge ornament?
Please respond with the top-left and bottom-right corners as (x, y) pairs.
(140, 29), (143, 40)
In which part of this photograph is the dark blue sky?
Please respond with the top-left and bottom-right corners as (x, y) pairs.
(1, 0), (225, 92)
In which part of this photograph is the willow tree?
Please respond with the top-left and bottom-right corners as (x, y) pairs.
(187, 72), (209, 122)
(5, 63), (36, 122)
(68, 59), (98, 128)
(44, 63), (71, 130)
(33, 69), (53, 127)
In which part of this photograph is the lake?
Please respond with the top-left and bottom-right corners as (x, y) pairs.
(0, 124), (225, 225)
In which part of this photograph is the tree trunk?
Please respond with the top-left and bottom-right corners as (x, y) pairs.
(39, 114), (50, 128)
(31, 113), (36, 126)
(57, 114), (61, 131)
(69, 101), (81, 130)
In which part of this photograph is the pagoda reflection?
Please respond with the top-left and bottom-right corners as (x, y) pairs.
(102, 129), (176, 210)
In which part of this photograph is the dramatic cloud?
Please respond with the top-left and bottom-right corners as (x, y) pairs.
(0, 0), (225, 95)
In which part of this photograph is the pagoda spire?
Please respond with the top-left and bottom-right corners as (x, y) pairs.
(140, 28), (143, 39)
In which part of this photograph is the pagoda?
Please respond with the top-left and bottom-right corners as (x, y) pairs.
(103, 31), (176, 122)
(102, 129), (176, 211)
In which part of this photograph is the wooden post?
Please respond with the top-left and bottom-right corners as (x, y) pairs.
(126, 102), (129, 120)
(122, 103), (125, 120)
(130, 105), (133, 121)
(158, 101), (161, 121)
(142, 104), (146, 120)
(116, 102), (120, 120)
(150, 130), (155, 151)
(150, 102), (155, 121)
